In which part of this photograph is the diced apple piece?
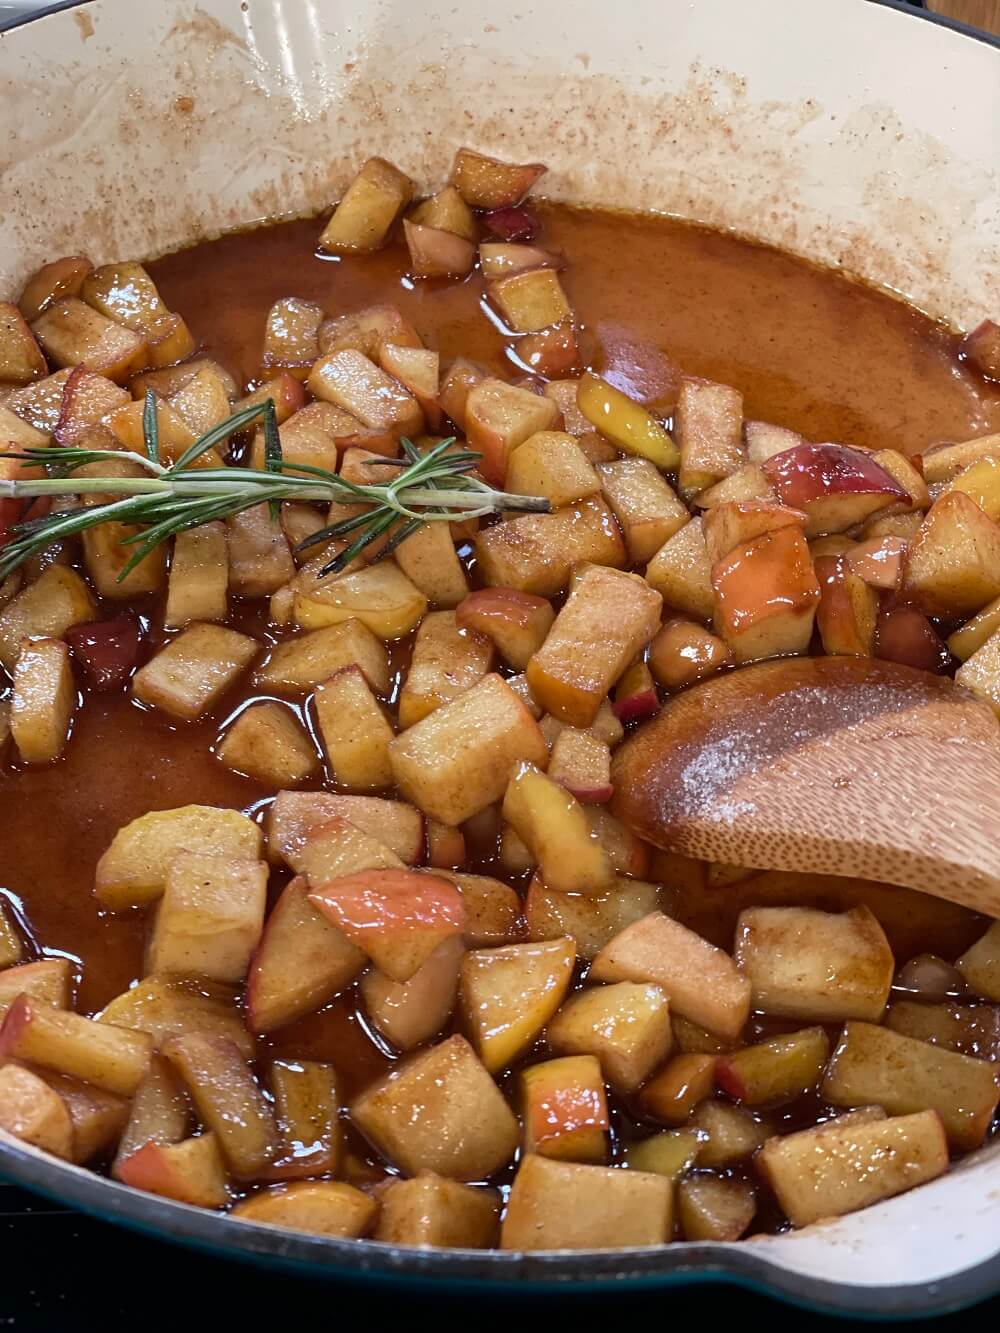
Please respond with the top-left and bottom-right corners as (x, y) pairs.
(397, 611), (494, 729)
(676, 379), (744, 498)
(257, 620), (389, 696)
(872, 447), (930, 513)
(103, 397), (208, 466)
(262, 297), (323, 372)
(216, 701), (319, 787)
(886, 999), (1000, 1058)
(735, 905), (894, 1024)
(0, 302), (48, 383)
(378, 342), (443, 430)
(10, 638), (75, 765)
(100, 979), (252, 1056)
(861, 509), (925, 542)
(548, 981), (672, 1092)
(390, 673), (547, 825)
(874, 593), (951, 672)
(351, 1034), (518, 1179)
(438, 357), (486, 432)
(0, 564), (96, 671)
(266, 791), (423, 867)
(246, 877), (364, 1034)
(694, 462), (776, 508)
(51, 365), (128, 446)
(309, 348), (422, 438)
(644, 516), (714, 621)
(0, 997), (152, 1094)
(294, 814), (403, 886)
(489, 268), (571, 334)
(638, 1054), (718, 1124)
(501, 1154), (672, 1250)
(253, 401), (377, 472)
(95, 804), (261, 910)
(477, 496), (626, 597)
(263, 1060), (342, 1182)
(450, 148), (545, 209)
(131, 357), (238, 403)
(164, 522), (228, 628)
(163, 1032), (278, 1176)
(503, 762), (614, 895)
(318, 157), (414, 253)
(376, 1175), (499, 1248)
(612, 662), (659, 723)
(526, 564), (661, 726)
(18, 255), (92, 323)
(118, 1132), (229, 1208)
(310, 868), (464, 983)
(702, 500), (806, 567)
(294, 560), (427, 640)
(586, 807), (651, 877)
(762, 443), (907, 537)
(319, 301), (422, 362)
(525, 875), (661, 960)
(224, 504), (296, 599)
(0, 901), (24, 969)
(626, 1128), (701, 1178)
(409, 185), (478, 241)
(361, 935), (463, 1051)
(823, 1020), (999, 1150)
(145, 852), (267, 985)
(113, 1056), (192, 1174)
(547, 726), (613, 803)
(648, 618), (731, 691)
(393, 519), (470, 609)
(479, 242), (558, 280)
(232, 1180), (377, 1237)
(716, 1027), (829, 1105)
(3, 367), (71, 436)
(688, 1100), (764, 1167)
(402, 219), (475, 278)
(595, 458), (688, 563)
(758, 1108), (948, 1229)
(465, 377), (560, 486)
(460, 936), (575, 1072)
(678, 1175), (755, 1241)
(961, 320), (1000, 382)
(426, 819), (466, 870)
(948, 594), (1000, 661)
(132, 623), (257, 721)
(79, 260), (169, 333)
(846, 535), (908, 591)
(957, 921), (1000, 1000)
(711, 525), (820, 663)
(520, 1055), (609, 1163)
(576, 371), (678, 471)
(39, 1073), (127, 1164)
(814, 552), (879, 656)
(955, 628), (1000, 715)
(81, 515), (168, 599)
(902, 490), (1000, 617)
(312, 665), (394, 790)
(921, 433), (1000, 485)
(143, 311), (197, 369)
(232, 373), (307, 427)
(432, 870), (522, 946)
(31, 298), (145, 383)
(744, 421), (804, 464)
(0, 1063), (74, 1158)
(455, 589), (552, 673)
(591, 912), (750, 1040)
(506, 431), (600, 507)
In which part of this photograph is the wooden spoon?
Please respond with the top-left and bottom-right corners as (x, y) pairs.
(611, 656), (1000, 917)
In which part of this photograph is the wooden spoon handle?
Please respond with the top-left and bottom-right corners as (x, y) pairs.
(612, 656), (1000, 917)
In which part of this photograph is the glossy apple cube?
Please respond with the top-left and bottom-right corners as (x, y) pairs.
(762, 443), (906, 536)
(520, 1055), (609, 1162)
(460, 936), (575, 1072)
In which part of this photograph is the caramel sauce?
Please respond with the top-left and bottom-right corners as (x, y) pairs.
(2, 206), (999, 1217)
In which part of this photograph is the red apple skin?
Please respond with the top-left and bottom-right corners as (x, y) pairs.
(483, 207), (539, 242)
(762, 444), (907, 536)
(961, 319), (1000, 383)
(611, 688), (660, 723)
(874, 593), (951, 674)
(714, 1060), (748, 1102)
(847, 537), (907, 591)
(558, 780), (615, 805)
(264, 372), (308, 423)
(0, 993), (29, 1056)
(309, 869), (465, 938)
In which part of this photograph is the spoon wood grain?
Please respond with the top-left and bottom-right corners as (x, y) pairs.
(612, 656), (1000, 918)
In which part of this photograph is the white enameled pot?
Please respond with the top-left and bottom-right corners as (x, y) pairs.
(0, 0), (998, 1315)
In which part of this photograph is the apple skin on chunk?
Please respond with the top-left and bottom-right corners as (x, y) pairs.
(638, 1053), (718, 1125)
(389, 673), (548, 826)
(711, 525), (820, 664)
(309, 868), (465, 983)
(0, 1062), (74, 1159)
(590, 911), (750, 1040)
(112, 1055), (192, 1177)
(501, 1154), (672, 1250)
(716, 1027), (830, 1105)
(245, 876), (366, 1034)
(874, 593), (951, 673)
(526, 564), (662, 726)
(503, 762), (615, 895)
(460, 937), (575, 1072)
(450, 148), (545, 210)
(465, 377), (561, 486)
(117, 1133), (230, 1209)
(456, 588), (553, 672)
(822, 1021), (1000, 1150)
(231, 1181), (377, 1238)
(520, 1055), (610, 1162)
(350, 1034), (519, 1180)
(757, 1109), (948, 1229)
(360, 934), (464, 1051)
(0, 959), (73, 1017)
(762, 443), (907, 537)
(702, 499), (807, 567)
(375, 1174), (500, 1248)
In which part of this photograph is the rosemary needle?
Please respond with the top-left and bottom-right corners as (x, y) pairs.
(0, 397), (549, 582)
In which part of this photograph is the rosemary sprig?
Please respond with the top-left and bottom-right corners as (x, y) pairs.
(0, 397), (549, 582)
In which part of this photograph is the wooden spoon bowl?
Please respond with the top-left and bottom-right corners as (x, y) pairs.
(612, 655), (1000, 917)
